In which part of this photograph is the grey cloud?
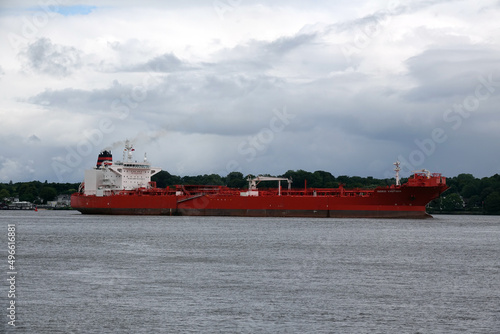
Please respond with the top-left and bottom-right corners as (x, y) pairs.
(217, 32), (316, 61)
(0, 134), (51, 182)
(26, 80), (133, 113)
(213, 31), (350, 76)
(124, 53), (186, 72)
(26, 70), (288, 137)
(20, 38), (83, 77)
(404, 47), (500, 101)
(28, 88), (101, 111)
(326, 0), (461, 36)
(26, 52), (421, 145)
(27, 135), (41, 143)
(111, 31), (337, 78)
(327, 1), (410, 34)
(147, 73), (290, 136)
(266, 33), (317, 55)
(105, 38), (191, 73)
(27, 33), (497, 151)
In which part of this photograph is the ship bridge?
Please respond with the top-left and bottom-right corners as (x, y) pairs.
(82, 140), (161, 196)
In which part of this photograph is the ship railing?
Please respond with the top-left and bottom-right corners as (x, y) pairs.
(164, 185), (378, 197)
(172, 185), (238, 196)
(250, 188), (375, 197)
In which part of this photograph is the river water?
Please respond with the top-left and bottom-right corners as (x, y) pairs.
(1, 210), (499, 333)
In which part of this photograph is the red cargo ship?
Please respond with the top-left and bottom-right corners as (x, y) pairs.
(71, 141), (448, 218)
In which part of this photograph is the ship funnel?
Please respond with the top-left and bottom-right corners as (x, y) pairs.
(96, 150), (112, 168)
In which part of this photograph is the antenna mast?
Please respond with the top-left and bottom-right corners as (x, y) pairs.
(123, 139), (134, 162)
(394, 161), (401, 186)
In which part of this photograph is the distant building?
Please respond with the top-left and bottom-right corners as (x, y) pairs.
(48, 194), (71, 208)
(8, 201), (34, 210)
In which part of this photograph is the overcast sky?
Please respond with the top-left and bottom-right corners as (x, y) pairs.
(1, 0), (499, 183)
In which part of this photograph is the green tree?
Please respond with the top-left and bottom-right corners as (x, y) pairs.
(202, 174), (224, 185)
(63, 189), (78, 195)
(441, 193), (464, 212)
(461, 184), (478, 199)
(281, 170), (312, 188)
(152, 171), (182, 188)
(40, 187), (57, 203)
(484, 192), (500, 214)
(465, 195), (481, 210)
(18, 183), (37, 202)
(456, 173), (476, 192)
(336, 175), (350, 186)
(311, 170), (336, 188)
(0, 188), (10, 200)
(427, 198), (441, 211)
(225, 172), (246, 188)
(305, 172), (323, 188)
(480, 187), (494, 201)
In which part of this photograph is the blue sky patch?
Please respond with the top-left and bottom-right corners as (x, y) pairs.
(51, 5), (97, 16)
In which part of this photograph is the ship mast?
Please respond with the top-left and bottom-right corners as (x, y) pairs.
(394, 161), (401, 186)
(122, 139), (134, 162)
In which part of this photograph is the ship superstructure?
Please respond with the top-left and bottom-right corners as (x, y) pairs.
(80, 140), (161, 196)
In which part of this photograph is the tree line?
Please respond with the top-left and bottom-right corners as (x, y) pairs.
(0, 181), (79, 205)
(427, 173), (500, 214)
(151, 170), (395, 190)
(1, 171), (499, 214)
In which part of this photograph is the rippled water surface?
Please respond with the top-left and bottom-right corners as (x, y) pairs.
(1, 210), (499, 333)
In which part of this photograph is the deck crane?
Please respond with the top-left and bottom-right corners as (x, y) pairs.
(247, 176), (292, 196)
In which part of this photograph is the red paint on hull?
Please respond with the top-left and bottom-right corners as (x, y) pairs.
(71, 173), (448, 219)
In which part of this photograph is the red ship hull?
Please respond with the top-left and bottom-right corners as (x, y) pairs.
(176, 188), (440, 219)
(71, 173), (448, 219)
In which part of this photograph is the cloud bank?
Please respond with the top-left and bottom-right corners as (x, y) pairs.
(0, 0), (499, 182)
